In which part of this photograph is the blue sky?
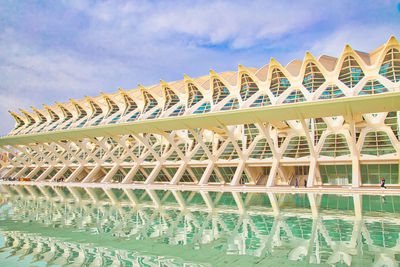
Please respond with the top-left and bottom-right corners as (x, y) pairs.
(0, 0), (399, 135)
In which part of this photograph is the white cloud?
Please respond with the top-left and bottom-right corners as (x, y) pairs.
(309, 26), (400, 58)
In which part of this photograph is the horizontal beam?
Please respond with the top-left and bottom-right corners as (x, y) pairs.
(1, 92), (400, 146)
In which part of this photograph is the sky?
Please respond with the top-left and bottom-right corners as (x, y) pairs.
(0, 0), (399, 135)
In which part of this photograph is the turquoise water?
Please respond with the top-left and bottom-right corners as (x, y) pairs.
(0, 186), (399, 266)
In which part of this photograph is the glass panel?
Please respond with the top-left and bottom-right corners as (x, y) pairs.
(320, 134), (350, 157)
(270, 68), (291, 97)
(283, 136), (309, 158)
(164, 87), (180, 111)
(187, 83), (204, 108)
(319, 85), (345, 99)
(240, 74), (259, 101)
(359, 80), (388, 95)
(338, 56), (364, 88)
(319, 165), (352, 185)
(361, 131), (396, 156)
(379, 48), (400, 82)
(142, 91), (158, 113)
(193, 102), (211, 114)
(212, 78), (230, 104)
(302, 62), (326, 93)
(283, 90), (306, 104)
(250, 94), (271, 107)
(220, 98), (239, 111)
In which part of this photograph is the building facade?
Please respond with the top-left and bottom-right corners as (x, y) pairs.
(0, 37), (400, 187)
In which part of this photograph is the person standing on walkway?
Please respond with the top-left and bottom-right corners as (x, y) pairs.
(295, 177), (299, 188)
(304, 180), (307, 188)
(381, 178), (386, 189)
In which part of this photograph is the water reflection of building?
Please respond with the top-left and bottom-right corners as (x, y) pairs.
(0, 185), (399, 266)
(1, 38), (400, 188)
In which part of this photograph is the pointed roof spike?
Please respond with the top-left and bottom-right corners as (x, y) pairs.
(304, 51), (315, 61)
(68, 98), (79, 105)
(238, 64), (246, 72)
(138, 84), (146, 90)
(343, 44), (354, 53)
(183, 74), (191, 80)
(387, 35), (400, 45)
(8, 110), (24, 118)
(269, 58), (280, 66)
(8, 111), (25, 126)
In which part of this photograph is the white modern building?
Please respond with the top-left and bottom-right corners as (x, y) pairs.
(0, 37), (400, 187)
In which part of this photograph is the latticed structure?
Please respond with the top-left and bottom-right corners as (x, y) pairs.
(1, 37), (400, 187)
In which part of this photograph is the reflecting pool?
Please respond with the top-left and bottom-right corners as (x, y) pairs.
(0, 185), (399, 266)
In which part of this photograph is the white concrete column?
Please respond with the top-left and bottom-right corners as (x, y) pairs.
(307, 158), (317, 187)
(230, 161), (246, 186)
(198, 161), (215, 185)
(121, 164), (140, 184)
(352, 156), (361, 187)
(266, 159), (279, 187)
(26, 166), (41, 180)
(100, 164), (120, 183)
(81, 165), (102, 183)
(11, 166), (29, 179)
(50, 165), (69, 182)
(144, 163), (162, 184)
(36, 166), (54, 181)
(3, 166), (16, 178)
(170, 163), (187, 185)
(65, 165), (85, 183)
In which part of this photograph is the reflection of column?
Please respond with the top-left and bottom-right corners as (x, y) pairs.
(85, 188), (99, 203)
(305, 218), (318, 263)
(267, 192), (279, 215)
(67, 187), (81, 202)
(103, 188), (118, 205)
(146, 189), (161, 208)
(53, 186), (67, 200)
(307, 193), (319, 218)
(171, 190), (185, 209)
(232, 192), (244, 212)
(123, 188), (139, 205)
(200, 191), (214, 211)
(353, 194), (362, 220)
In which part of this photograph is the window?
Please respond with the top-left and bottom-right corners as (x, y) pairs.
(303, 62), (325, 93)
(338, 56), (364, 88)
(270, 68), (291, 97)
